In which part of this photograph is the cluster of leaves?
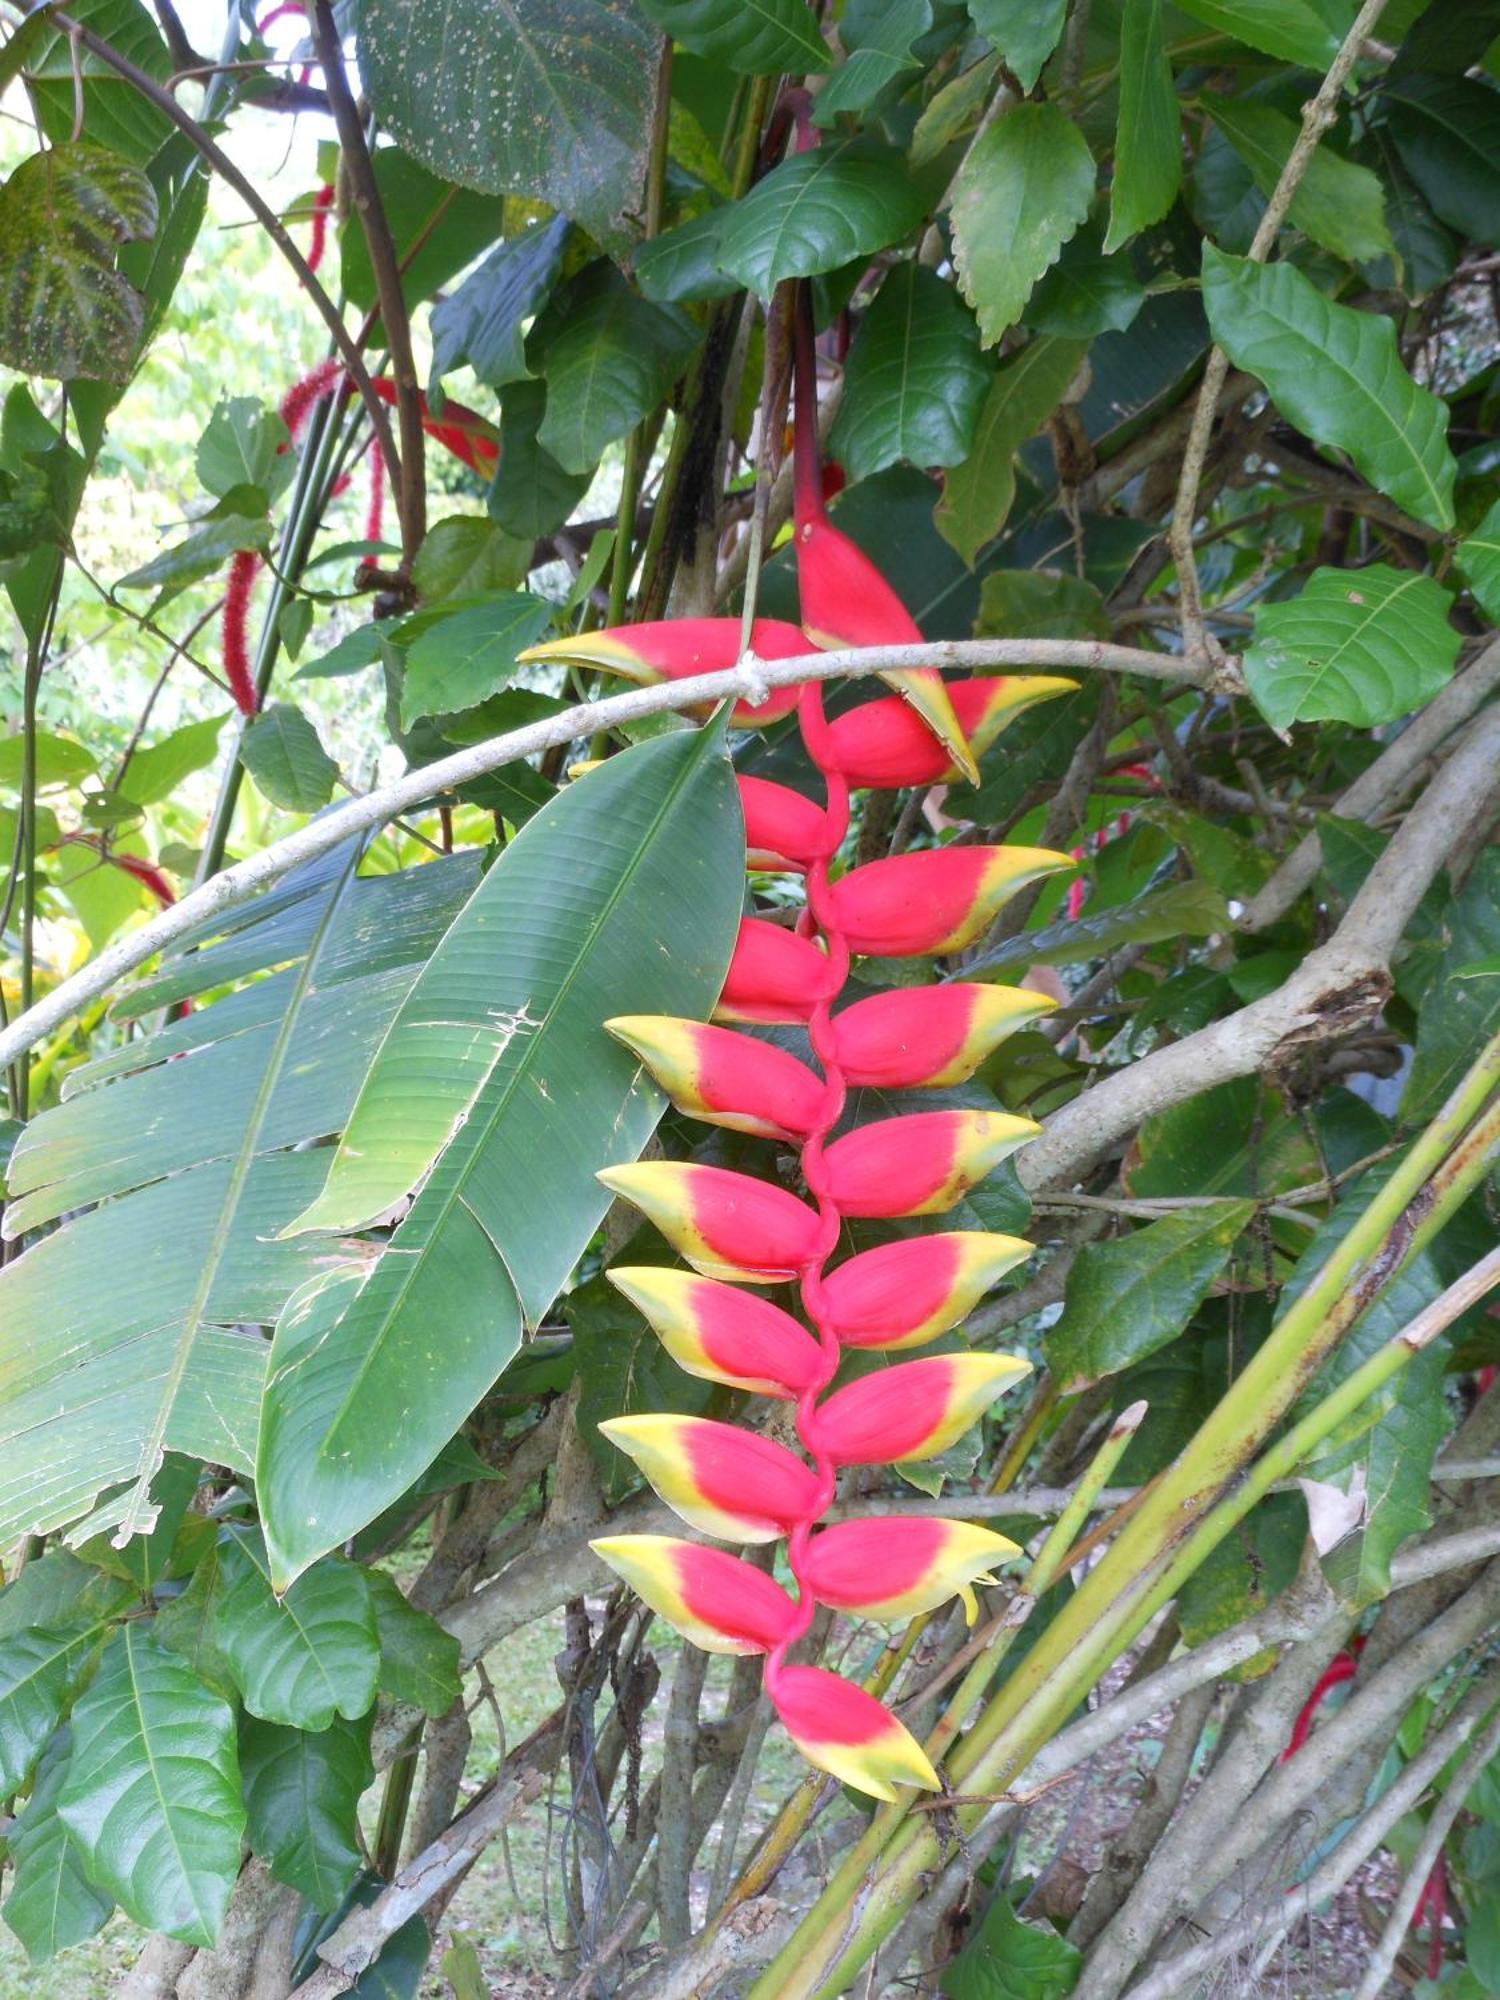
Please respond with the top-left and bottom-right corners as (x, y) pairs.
(1, 0), (1500, 1989)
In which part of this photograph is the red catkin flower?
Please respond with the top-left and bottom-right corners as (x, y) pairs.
(221, 547), (262, 718)
(305, 183), (334, 275)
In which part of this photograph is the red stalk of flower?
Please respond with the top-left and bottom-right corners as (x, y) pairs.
(1279, 1637), (1364, 1762)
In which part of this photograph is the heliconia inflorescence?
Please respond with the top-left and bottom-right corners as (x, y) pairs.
(521, 289), (1078, 1802)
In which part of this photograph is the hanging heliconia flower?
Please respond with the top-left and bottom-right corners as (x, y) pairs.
(523, 286), (1076, 1802)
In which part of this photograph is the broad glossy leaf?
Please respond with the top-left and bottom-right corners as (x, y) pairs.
(410, 515), (530, 600)
(1045, 1201), (1253, 1392)
(58, 1627), (244, 1947)
(340, 149), (508, 323)
(356, 0), (660, 248)
(1, 1730), (114, 1964)
(261, 725), (744, 1585)
(952, 105), (1096, 346)
(714, 137), (928, 299)
(1392, 0), (1500, 76)
(1125, 1077), (1319, 1199)
(1201, 247), (1456, 531)
(399, 593), (552, 729)
(1383, 76), (1500, 249)
(815, 0), (931, 122)
(637, 0), (829, 73)
(1025, 224), (1144, 339)
(489, 380), (592, 539)
(1105, 0), (1180, 252)
(1403, 851), (1500, 1120)
(1208, 100), (1394, 266)
(829, 263), (988, 480)
(117, 712), (227, 806)
(367, 1572), (462, 1716)
(936, 336), (1086, 566)
(0, 143), (156, 382)
(0, 1548), (134, 1642)
(239, 701), (339, 812)
(196, 395), (292, 502)
(531, 261), (701, 475)
(216, 1529), (379, 1731)
(634, 208), (739, 305)
(1459, 496), (1500, 621)
(429, 215), (570, 394)
(1242, 564), (1458, 730)
(292, 1877), (430, 1997)
(20, 0), (173, 161)
(974, 567), (1108, 640)
(0, 848), (478, 1545)
(0, 1626), (105, 1794)
(1172, 0), (1338, 66)
(241, 1712), (373, 1911)
(965, 0), (1066, 90)
(940, 1892), (1079, 2000)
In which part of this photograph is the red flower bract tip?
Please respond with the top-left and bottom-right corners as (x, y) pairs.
(768, 1664), (940, 1801)
(715, 918), (832, 1025)
(606, 1016), (825, 1143)
(831, 983), (1056, 1090)
(822, 1232), (1034, 1350)
(596, 1161), (822, 1282)
(822, 1108), (1041, 1218)
(809, 1351), (1031, 1465)
(590, 1536), (796, 1654)
(515, 618), (811, 726)
(828, 676), (1078, 790)
(607, 1267), (823, 1399)
(829, 845), (1076, 957)
(598, 1415), (820, 1542)
(804, 1517), (1021, 1625)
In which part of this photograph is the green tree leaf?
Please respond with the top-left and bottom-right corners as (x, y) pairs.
(1172, 0), (1338, 67)
(965, 0), (1066, 91)
(969, 879), (1229, 976)
(1105, 0), (1181, 252)
(367, 1572), (462, 1718)
(18, 0), (175, 162)
(116, 712), (227, 807)
(1208, 99), (1394, 266)
(260, 725), (744, 1586)
(714, 137), (928, 298)
(634, 208), (740, 305)
(489, 380), (593, 539)
(1457, 494), (1500, 620)
(637, 0), (830, 73)
(57, 1626), (244, 1947)
(1045, 1201), (1253, 1392)
(828, 263), (989, 480)
(0, 1626), (105, 1794)
(974, 567), (1109, 640)
(115, 509), (269, 604)
(952, 104), (1096, 345)
(196, 395), (292, 503)
(241, 1712), (374, 1911)
(1383, 76), (1500, 250)
(1242, 564), (1458, 730)
(940, 1892), (1080, 1999)
(1025, 222), (1144, 338)
(1, 1729), (114, 1964)
(239, 701), (339, 812)
(1200, 246), (1457, 530)
(399, 592), (553, 729)
(429, 215), (570, 394)
(0, 142), (157, 382)
(339, 149), (508, 322)
(411, 515), (531, 600)
(815, 0), (931, 122)
(215, 1528), (380, 1731)
(531, 260), (701, 474)
(1403, 852), (1500, 1120)
(356, 0), (660, 249)
(936, 336), (1086, 565)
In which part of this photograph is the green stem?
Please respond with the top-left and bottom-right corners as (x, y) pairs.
(373, 1724), (422, 1878)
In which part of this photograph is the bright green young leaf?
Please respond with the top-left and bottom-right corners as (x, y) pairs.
(367, 1571), (463, 1717)
(714, 137), (928, 299)
(215, 1529), (380, 1731)
(1201, 247), (1457, 530)
(637, 0), (830, 72)
(356, 0), (659, 248)
(240, 1712), (374, 1912)
(428, 214), (570, 394)
(0, 727), (95, 790)
(1, 1730), (114, 1965)
(1242, 564), (1458, 730)
(239, 701), (339, 813)
(1208, 100), (1394, 266)
(1045, 1201), (1253, 1392)
(1105, 0), (1180, 252)
(965, 0), (1067, 91)
(0, 143), (156, 383)
(17, 0), (175, 162)
(936, 336), (1086, 565)
(1172, 0), (1339, 67)
(57, 1626), (244, 1947)
(116, 712), (227, 806)
(532, 261), (702, 475)
(1403, 851), (1500, 1119)
(952, 104), (1096, 345)
(399, 592), (553, 729)
(1457, 495), (1500, 621)
(1383, 76), (1500, 250)
(940, 1892), (1080, 2000)
(815, 0), (931, 122)
(196, 395), (292, 503)
(828, 263), (989, 480)
(260, 725), (744, 1586)
(489, 380), (593, 539)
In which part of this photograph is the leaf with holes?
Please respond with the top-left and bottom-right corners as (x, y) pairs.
(1383, 76), (1500, 250)
(1242, 565), (1458, 731)
(1105, 0), (1180, 251)
(531, 261), (701, 475)
(429, 214), (570, 394)
(241, 1712), (374, 1912)
(714, 137), (928, 298)
(636, 0), (829, 72)
(829, 263), (989, 480)
(356, 0), (660, 248)
(1045, 1202), (1253, 1393)
(936, 336), (1086, 565)
(952, 105), (1096, 346)
(57, 1627), (244, 1946)
(1208, 100), (1393, 266)
(215, 1528), (380, 1731)
(260, 725), (744, 1587)
(1201, 247), (1456, 530)
(0, 143), (156, 382)
(239, 702), (339, 813)
(1, 1729), (114, 1965)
